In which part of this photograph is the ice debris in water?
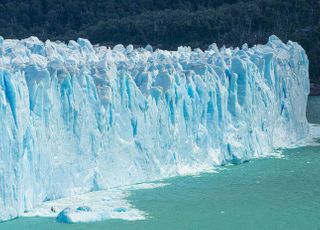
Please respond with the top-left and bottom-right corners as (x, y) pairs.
(22, 182), (167, 223)
(56, 208), (73, 223)
(56, 207), (108, 223)
(0, 35), (310, 222)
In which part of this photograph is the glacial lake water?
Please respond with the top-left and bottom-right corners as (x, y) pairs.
(1, 96), (320, 230)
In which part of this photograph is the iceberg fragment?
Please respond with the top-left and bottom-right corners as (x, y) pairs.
(0, 35), (310, 221)
(56, 207), (108, 223)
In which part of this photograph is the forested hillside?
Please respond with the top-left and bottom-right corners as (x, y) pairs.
(0, 0), (319, 81)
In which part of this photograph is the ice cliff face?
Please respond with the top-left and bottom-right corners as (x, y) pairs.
(0, 35), (309, 221)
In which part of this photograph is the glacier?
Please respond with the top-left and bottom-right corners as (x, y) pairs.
(0, 35), (310, 222)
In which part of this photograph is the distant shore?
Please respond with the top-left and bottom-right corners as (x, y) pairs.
(310, 83), (320, 96)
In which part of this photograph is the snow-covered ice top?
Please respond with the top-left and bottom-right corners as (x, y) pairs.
(0, 35), (310, 222)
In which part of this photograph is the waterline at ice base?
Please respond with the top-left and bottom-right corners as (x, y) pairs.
(0, 35), (310, 222)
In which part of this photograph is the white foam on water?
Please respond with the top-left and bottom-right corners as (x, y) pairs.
(22, 182), (169, 223)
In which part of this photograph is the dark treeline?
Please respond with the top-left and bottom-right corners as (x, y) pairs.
(0, 0), (319, 81)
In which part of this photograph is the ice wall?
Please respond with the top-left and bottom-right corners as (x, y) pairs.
(0, 35), (309, 221)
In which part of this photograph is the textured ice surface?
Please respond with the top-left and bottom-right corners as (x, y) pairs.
(0, 35), (310, 221)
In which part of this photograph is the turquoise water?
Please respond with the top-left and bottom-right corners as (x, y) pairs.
(1, 97), (320, 230)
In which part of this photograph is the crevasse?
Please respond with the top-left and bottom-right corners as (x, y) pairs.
(0, 35), (309, 221)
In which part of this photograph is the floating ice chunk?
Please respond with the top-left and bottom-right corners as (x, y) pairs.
(56, 207), (108, 223)
(114, 207), (127, 213)
(56, 208), (72, 223)
(76, 206), (92, 212)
